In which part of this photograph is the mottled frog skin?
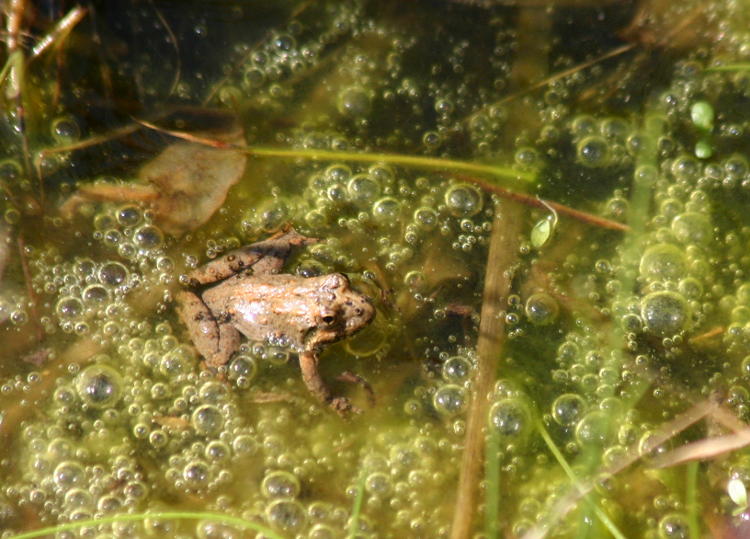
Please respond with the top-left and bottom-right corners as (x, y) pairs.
(177, 227), (375, 413)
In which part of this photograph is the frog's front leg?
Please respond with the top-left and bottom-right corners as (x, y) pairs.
(177, 290), (240, 367)
(299, 351), (357, 415)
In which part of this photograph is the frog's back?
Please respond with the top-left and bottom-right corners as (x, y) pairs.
(202, 274), (324, 350)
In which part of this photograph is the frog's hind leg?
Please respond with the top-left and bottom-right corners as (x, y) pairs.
(187, 227), (317, 286)
(177, 290), (237, 367)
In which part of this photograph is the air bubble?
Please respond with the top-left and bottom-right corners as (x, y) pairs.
(338, 86), (371, 117)
(552, 393), (586, 426)
(53, 460), (85, 489)
(134, 225), (164, 249)
(639, 244), (686, 282)
(191, 404), (224, 436)
(577, 136), (610, 168)
(444, 183), (482, 217)
(261, 470), (301, 498)
(266, 499), (306, 532)
(75, 364), (123, 409)
(489, 399), (530, 438)
(56, 297), (83, 319)
(347, 174), (381, 203)
(50, 116), (81, 144)
(116, 205), (142, 227)
(524, 293), (559, 326)
(670, 212), (711, 245)
(442, 356), (471, 382)
(182, 459), (210, 488)
(372, 197), (402, 224)
(413, 207), (438, 230)
(99, 262), (128, 287)
(432, 384), (466, 416)
(82, 284), (109, 305)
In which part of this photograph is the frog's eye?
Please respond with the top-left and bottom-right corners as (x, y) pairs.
(319, 308), (336, 325)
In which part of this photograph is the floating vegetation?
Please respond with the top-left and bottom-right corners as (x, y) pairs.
(1, 0), (750, 537)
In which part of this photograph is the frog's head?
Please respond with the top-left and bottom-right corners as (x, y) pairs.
(308, 273), (375, 348)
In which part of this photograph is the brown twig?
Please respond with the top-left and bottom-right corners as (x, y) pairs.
(37, 121), (145, 160)
(689, 326), (724, 345)
(452, 173), (629, 232)
(462, 43), (635, 130)
(450, 202), (522, 538)
(0, 223), (10, 285)
(29, 6), (88, 59)
(133, 117), (239, 148)
(651, 430), (750, 468)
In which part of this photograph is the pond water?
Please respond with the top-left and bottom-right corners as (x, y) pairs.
(0, 1), (749, 537)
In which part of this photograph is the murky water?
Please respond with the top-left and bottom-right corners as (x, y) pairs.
(0, 1), (748, 537)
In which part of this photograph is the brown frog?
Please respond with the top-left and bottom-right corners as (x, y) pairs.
(177, 227), (375, 414)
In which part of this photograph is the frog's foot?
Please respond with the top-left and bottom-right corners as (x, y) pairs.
(336, 371), (375, 406)
(330, 396), (361, 416)
(300, 351), (360, 416)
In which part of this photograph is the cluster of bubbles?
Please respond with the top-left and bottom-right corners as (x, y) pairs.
(25, 204), (173, 340)
(3, 305), (393, 535)
(337, 426), (459, 537)
(322, 163), (486, 258)
(9, 384), (148, 530)
(91, 204), (166, 262)
(399, 350), (475, 425)
(221, 2), (364, 113)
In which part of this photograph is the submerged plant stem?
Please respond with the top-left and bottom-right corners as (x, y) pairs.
(453, 173), (628, 232)
(136, 119), (534, 185)
(245, 146), (534, 185)
(537, 423), (626, 539)
(450, 202), (521, 539)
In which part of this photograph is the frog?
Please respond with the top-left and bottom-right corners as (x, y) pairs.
(177, 226), (375, 414)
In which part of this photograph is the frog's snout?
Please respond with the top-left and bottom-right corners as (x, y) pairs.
(345, 294), (375, 334)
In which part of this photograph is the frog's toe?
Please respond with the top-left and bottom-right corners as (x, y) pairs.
(330, 396), (361, 416)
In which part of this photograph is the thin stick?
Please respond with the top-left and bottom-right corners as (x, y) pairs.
(4, 0), (24, 97)
(651, 429), (750, 468)
(85, 2), (115, 101)
(149, 0), (181, 97)
(462, 43), (635, 129)
(688, 326), (723, 345)
(29, 5), (88, 59)
(450, 202), (522, 539)
(453, 173), (628, 231)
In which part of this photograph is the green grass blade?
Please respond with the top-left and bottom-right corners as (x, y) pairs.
(538, 421), (627, 539)
(7, 511), (284, 539)
(348, 472), (367, 538)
